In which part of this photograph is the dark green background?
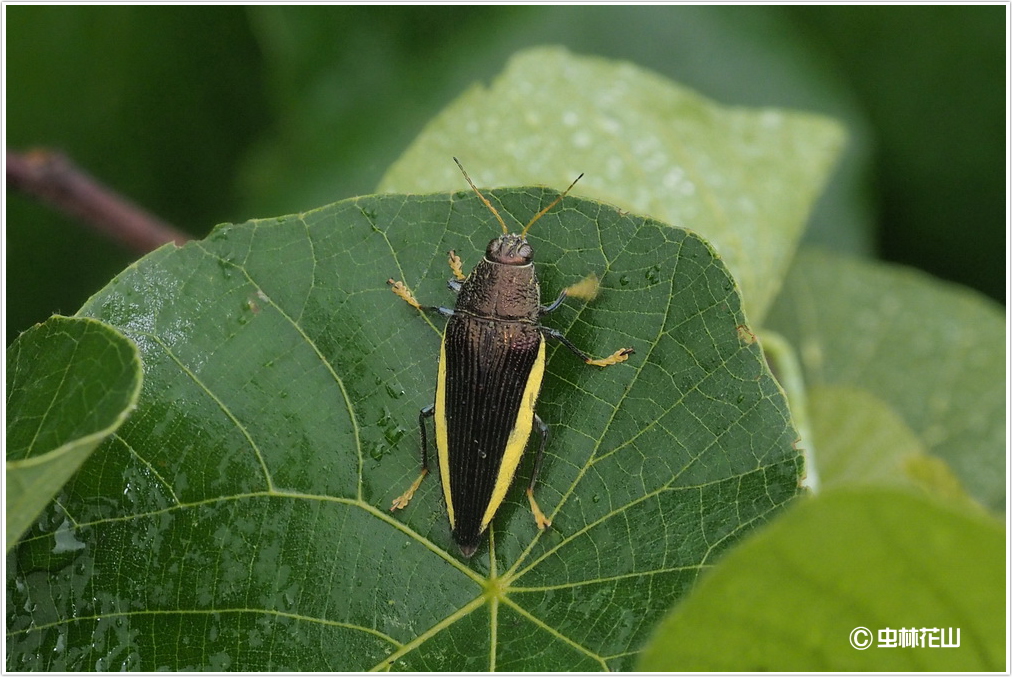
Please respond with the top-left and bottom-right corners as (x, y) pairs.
(7, 6), (1005, 345)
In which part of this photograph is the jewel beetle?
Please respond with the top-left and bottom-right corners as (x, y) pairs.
(387, 158), (633, 558)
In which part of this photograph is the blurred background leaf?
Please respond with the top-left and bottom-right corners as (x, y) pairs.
(378, 46), (843, 323)
(636, 488), (1004, 671)
(6, 5), (1004, 345)
(804, 385), (970, 504)
(764, 249), (1004, 511)
(7, 6), (270, 344)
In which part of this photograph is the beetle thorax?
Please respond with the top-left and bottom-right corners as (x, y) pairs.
(455, 239), (541, 322)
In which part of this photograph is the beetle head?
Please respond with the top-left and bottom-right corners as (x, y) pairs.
(486, 233), (533, 266)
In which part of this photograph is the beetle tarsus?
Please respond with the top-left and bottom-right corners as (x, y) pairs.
(586, 347), (635, 367)
(389, 280), (457, 317)
(527, 487), (552, 530)
(448, 250), (466, 281)
(562, 273), (600, 301)
(388, 279), (423, 310)
(391, 467), (429, 511)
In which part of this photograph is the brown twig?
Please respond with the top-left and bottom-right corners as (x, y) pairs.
(7, 148), (191, 253)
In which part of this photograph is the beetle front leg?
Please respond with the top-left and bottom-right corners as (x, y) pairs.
(387, 279), (455, 317)
(447, 250), (466, 282)
(391, 404), (435, 511)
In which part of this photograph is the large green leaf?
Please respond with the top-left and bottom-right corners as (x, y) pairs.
(7, 190), (800, 670)
(637, 488), (1005, 671)
(764, 248), (1005, 511)
(379, 46), (845, 324)
(6, 316), (142, 551)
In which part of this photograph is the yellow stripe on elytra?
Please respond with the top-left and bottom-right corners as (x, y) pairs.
(435, 338), (454, 528)
(480, 337), (546, 531)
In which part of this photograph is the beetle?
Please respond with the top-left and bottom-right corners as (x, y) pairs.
(387, 158), (633, 557)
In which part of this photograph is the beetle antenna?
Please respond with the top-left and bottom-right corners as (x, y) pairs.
(522, 172), (583, 238)
(454, 157), (508, 235)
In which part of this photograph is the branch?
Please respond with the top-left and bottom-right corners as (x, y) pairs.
(7, 148), (191, 254)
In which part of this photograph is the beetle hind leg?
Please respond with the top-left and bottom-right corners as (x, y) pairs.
(526, 414), (552, 530)
(390, 404), (435, 511)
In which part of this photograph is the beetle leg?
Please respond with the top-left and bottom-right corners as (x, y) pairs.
(540, 327), (634, 367)
(387, 279), (423, 309)
(526, 413), (552, 530)
(539, 289), (567, 315)
(448, 250), (466, 281)
(447, 279), (462, 293)
(540, 274), (600, 315)
(387, 279), (456, 317)
(417, 404), (435, 469)
(391, 404), (435, 511)
(562, 273), (600, 301)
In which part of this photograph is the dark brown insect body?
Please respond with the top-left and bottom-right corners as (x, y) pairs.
(388, 159), (633, 558)
(441, 234), (545, 554)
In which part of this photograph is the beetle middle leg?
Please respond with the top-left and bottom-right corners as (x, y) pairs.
(390, 404), (435, 511)
(539, 274), (631, 365)
(541, 326), (634, 367)
(539, 274), (601, 315)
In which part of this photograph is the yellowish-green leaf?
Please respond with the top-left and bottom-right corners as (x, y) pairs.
(638, 489), (1004, 671)
(765, 249), (1005, 511)
(809, 385), (968, 503)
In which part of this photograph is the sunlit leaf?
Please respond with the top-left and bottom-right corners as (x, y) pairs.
(808, 385), (969, 504)
(380, 46), (845, 323)
(764, 248), (1005, 511)
(638, 489), (1004, 671)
